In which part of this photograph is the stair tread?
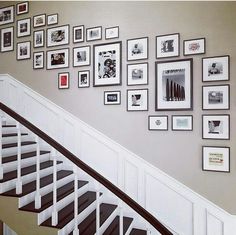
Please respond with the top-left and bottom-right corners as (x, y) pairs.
(130, 228), (147, 235)
(2, 133), (28, 138)
(2, 125), (16, 128)
(2, 141), (36, 149)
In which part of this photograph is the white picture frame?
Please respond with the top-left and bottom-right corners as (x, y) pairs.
(127, 62), (148, 86)
(127, 89), (148, 111)
(127, 37), (148, 61)
(1, 26), (14, 52)
(78, 70), (90, 88)
(105, 26), (119, 39)
(33, 51), (44, 69)
(47, 25), (69, 47)
(148, 116), (168, 131)
(184, 38), (205, 55)
(73, 46), (90, 67)
(33, 14), (46, 28)
(73, 25), (84, 43)
(46, 48), (69, 70)
(86, 26), (102, 41)
(47, 14), (58, 26)
(0, 5), (14, 26)
(17, 41), (31, 60)
(17, 18), (31, 37)
(33, 30), (44, 48)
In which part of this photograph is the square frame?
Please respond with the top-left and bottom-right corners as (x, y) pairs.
(73, 46), (90, 67)
(47, 14), (58, 26)
(0, 26), (14, 52)
(33, 51), (44, 69)
(78, 70), (90, 88)
(16, 2), (29, 15)
(33, 30), (44, 48)
(17, 18), (31, 38)
(17, 41), (31, 60)
(104, 91), (121, 105)
(127, 89), (148, 111)
(127, 62), (148, 86)
(73, 25), (84, 43)
(148, 115), (168, 131)
(172, 115), (193, 131)
(105, 26), (119, 40)
(127, 37), (148, 61)
(183, 38), (206, 56)
(33, 14), (46, 28)
(46, 48), (69, 70)
(0, 5), (14, 26)
(86, 26), (102, 42)
(58, 72), (70, 89)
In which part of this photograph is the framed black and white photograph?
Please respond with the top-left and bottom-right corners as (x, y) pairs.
(86, 26), (102, 41)
(33, 30), (44, 48)
(156, 33), (180, 59)
(33, 14), (46, 28)
(16, 2), (29, 15)
(47, 25), (69, 47)
(17, 41), (31, 60)
(127, 62), (148, 86)
(47, 14), (58, 26)
(73, 25), (84, 43)
(202, 55), (230, 82)
(58, 72), (69, 89)
(127, 37), (148, 61)
(93, 41), (122, 87)
(202, 146), (230, 173)
(127, 89), (148, 111)
(0, 5), (14, 26)
(104, 91), (121, 105)
(202, 115), (229, 140)
(202, 85), (229, 110)
(184, 38), (205, 56)
(155, 59), (193, 111)
(33, 51), (44, 69)
(78, 70), (90, 88)
(148, 115), (168, 131)
(46, 48), (69, 70)
(17, 18), (31, 37)
(0, 26), (14, 52)
(172, 115), (193, 131)
(73, 46), (90, 67)
(105, 26), (119, 39)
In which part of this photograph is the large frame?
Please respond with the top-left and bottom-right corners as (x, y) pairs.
(47, 24), (69, 47)
(33, 51), (44, 69)
(73, 46), (90, 67)
(127, 62), (148, 86)
(127, 37), (148, 61)
(0, 26), (14, 52)
(127, 89), (148, 111)
(155, 58), (193, 111)
(17, 18), (31, 38)
(148, 115), (168, 131)
(46, 48), (69, 70)
(17, 41), (31, 60)
(0, 5), (14, 26)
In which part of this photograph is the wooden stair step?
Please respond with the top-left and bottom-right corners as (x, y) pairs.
(2, 125), (16, 128)
(2, 133), (28, 138)
(2, 141), (36, 149)
(130, 228), (147, 235)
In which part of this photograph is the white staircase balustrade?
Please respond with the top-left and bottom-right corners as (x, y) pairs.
(35, 135), (41, 209)
(16, 121), (22, 194)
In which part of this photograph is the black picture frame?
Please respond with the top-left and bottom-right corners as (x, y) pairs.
(86, 26), (102, 42)
(58, 72), (70, 89)
(33, 14), (46, 28)
(78, 70), (90, 88)
(17, 18), (31, 38)
(46, 48), (69, 70)
(105, 26), (119, 40)
(148, 115), (168, 131)
(0, 5), (14, 26)
(47, 13), (58, 26)
(16, 41), (31, 60)
(127, 88), (148, 111)
(16, 1), (29, 15)
(73, 45), (91, 67)
(73, 25), (85, 43)
(183, 37), (206, 56)
(172, 115), (193, 131)
(33, 30), (44, 48)
(104, 91), (121, 105)
(33, 51), (44, 70)
(0, 26), (14, 53)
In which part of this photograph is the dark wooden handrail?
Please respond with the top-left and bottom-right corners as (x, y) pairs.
(0, 101), (173, 235)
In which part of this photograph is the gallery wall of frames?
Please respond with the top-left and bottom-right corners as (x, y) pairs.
(0, 2), (231, 173)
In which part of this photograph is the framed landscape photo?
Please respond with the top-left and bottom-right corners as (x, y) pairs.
(127, 62), (148, 86)
(172, 115), (193, 131)
(78, 70), (90, 88)
(47, 14), (58, 26)
(155, 58), (193, 111)
(93, 41), (122, 87)
(202, 55), (230, 82)
(127, 37), (148, 61)
(17, 18), (31, 37)
(73, 25), (84, 43)
(58, 72), (69, 89)
(0, 6), (14, 26)
(104, 91), (121, 105)
(156, 33), (180, 59)
(47, 25), (69, 47)
(16, 2), (28, 15)
(33, 51), (44, 69)
(46, 48), (69, 70)
(17, 41), (31, 60)
(33, 30), (44, 48)
(184, 38), (205, 56)
(202, 146), (230, 173)
(86, 26), (102, 41)
(33, 14), (46, 28)
(0, 26), (14, 52)
(202, 115), (229, 140)
(127, 89), (148, 111)
(148, 115), (168, 131)
(202, 85), (229, 110)
(105, 26), (119, 39)
(73, 46), (90, 67)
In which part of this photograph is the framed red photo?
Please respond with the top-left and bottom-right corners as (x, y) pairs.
(17, 2), (29, 15)
(58, 72), (69, 89)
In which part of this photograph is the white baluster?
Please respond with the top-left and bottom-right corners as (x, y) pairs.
(73, 166), (79, 235)
(119, 200), (123, 235)
(146, 222), (151, 235)
(16, 122), (22, 194)
(0, 115), (3, 180)
(96, 182), (100, 235)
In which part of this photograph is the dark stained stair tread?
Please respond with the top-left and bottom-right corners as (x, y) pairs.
(2, 141), (36, 149)
(2, 125), (16, 128)
(130, 228), (147, 235)
(2, 133), (28, 138)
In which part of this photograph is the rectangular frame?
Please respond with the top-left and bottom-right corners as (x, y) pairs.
(148, 115), (168, 131)
(33, 30), (44, 48)
(46, 48), (69, 70)
(86, 26), (102, 42)
(16, 1), (29, 15)
(17, 41), (31, 60)
(104, 91), (121, 105)
(17, 18), (31, 38)
(58, 72), (70, 89)
(0, 26), (14, 52)
(127, 62), (148, 86)
(33, 51), (44, 69)
(127, 89), (148, 111)
(184, 38), (206, 56)
(172, 115), (193, 131)
(73, 25), (84, 43)
(78, 70), (90, 88)
(127, 37), (148, 61)
(73, 46), (90, 67)
(105, 26), (119, 40)
(33, 14), (46, 28)
(47, 14), (58, 26)
(0, 5), (14, 26)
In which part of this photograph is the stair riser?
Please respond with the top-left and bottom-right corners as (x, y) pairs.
(2, 144), (37, 157)
(2, 135), (31, 144)
(2, 127), (18, 134)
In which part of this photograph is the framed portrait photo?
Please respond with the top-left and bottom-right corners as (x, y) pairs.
(73, 25), (84, 43)
(202, 146), (230, 173)
(33, 30), (44, 48)
(86, 26), (102, 41)
(105, 26), (119, 40)
(46, 48), (69, 70)
(0, 6), (14, 26)
(155, 58), (193, 111)
(127, 37), (148, 61)
(0, 26), (14, 52)
(33, 51), (44, 69)
(17, 41), (31, 60)
(78, 70), (90, 88)
(104, 91), (121, 105)
(202, 55), (230, 82)
(47, 14), (58, 26)
(156, 33), (180, 59)
(172, 115), (193, 131)
(58, 72), (69, 89)
(47, 25), (69, 47)
(148, 115), (168, 131)
(202, 115), (229, 140)
(127, 89), (148, 111)
(16, 2), (29, 15)
(33, 14), (46, 28)
(73, 46), (90, 67)
(93, 41), (122, 87)
(184, 38), (205, 56)
(127, 62), (148, 86)
(17, 18), (31, 37)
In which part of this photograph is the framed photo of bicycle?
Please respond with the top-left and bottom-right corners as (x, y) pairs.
(93, 41), (122, 87)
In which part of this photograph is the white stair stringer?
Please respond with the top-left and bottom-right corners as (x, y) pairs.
(2, 143), (37, 157)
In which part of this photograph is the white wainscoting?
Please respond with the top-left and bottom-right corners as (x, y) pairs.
(0, 74), (235, 235)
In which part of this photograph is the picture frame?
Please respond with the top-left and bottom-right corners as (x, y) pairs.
(47, 14), (58, 26)
(127, 89), (148, 111)
(73, 46), (90, 67)
(73, 25), (84, 43)
(172, 115), (193, 131)
(46, 48), (69, 70)
(127, 37), (148, 61)
(105, 26), (119, 39)
(93, 41), (122, 87)
(202, 115), (230, 140)
(155, 58), (193, 111)
(58, 72), (69, 89)
(33, 30), (44, 48)
(0, 5), (14, 26)
(86, 26), (102, 41)
(127, 62), (148, 86)
(47, 24), (69, 48)
(104, 91), (121, 105)
(17, 18), (31, 37)
(202, 146), (230, 173)
(148, 115), (168, 131)
(33, 14), (46, 28)
(202, 55), (230, 82)
(184, 38), (205, 56)
(0, 26), (14, 52)
(16, 2), (29, 15)
(78, 70), (90, 88)
(17, 41), (31, 60)
(156, 33), (180, 59)
(33, 51), (44, 69)
(202, 85), (229, 110)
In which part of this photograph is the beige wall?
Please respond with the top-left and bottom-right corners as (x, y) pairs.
(0, 1), (236, 213)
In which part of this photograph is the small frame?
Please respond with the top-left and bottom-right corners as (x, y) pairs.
(17, 18), (31, 37)
(0, 26), (14, 52)
(0, 6), (14, 26)
(33, 51), (44, 69)
(127, 62), (148, 86)
(73, 46), (90, 67)
(17, 41), (31, 60)
(127, 37), (148, 61)
(202, 115), (229, 140)
(105, 26), (119, 39)
(33, 14), (46, 28)
(73, 25), (84, 43)
(202, 55), (230, 82)
(16, 2), (29, 15)
(47, 14), (58, 25)
(127, 89), (148, 111)
(184, 38), (205, 56)
(93, 41), (122, 87)
(155, 59), (193, 111)
(47, 25), (69, 47)
(202, 85), (229, 110)
(78, 70), (90, 88)
(86, 26), (102, 41)
(156, 33), (180, 59)
(202, 146), (230, 173)
(148, 115), (168, 131)
(46, 48), (69, 70)
(33, 30), (44, 48)
(58, 72), (69, 89)
(104, 91), (121, 105)
(172, 115), (193, 131)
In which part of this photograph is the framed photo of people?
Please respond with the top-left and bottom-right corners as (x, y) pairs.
(0, 6), (14, 26)
(33, 51), (44, 69)
(16, 2), (29, 15)
(127, 62), (148, 86)
(73, 25), (84, 43)
(17, 18), (31, 37)
(183, 38), (205, 56)
(46, 48), (69, 70)
(127, 89), (148, 111)
(17, 41), (31, 60)
(0, 26), (14, 52)
(78, 70), (90, 88)
(47, 25), (69, 47)
(127, 37), (148, 61)
(33, 30), (44, 48)
(73, 46), (90, 67)
(148, 115), (168, 131)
